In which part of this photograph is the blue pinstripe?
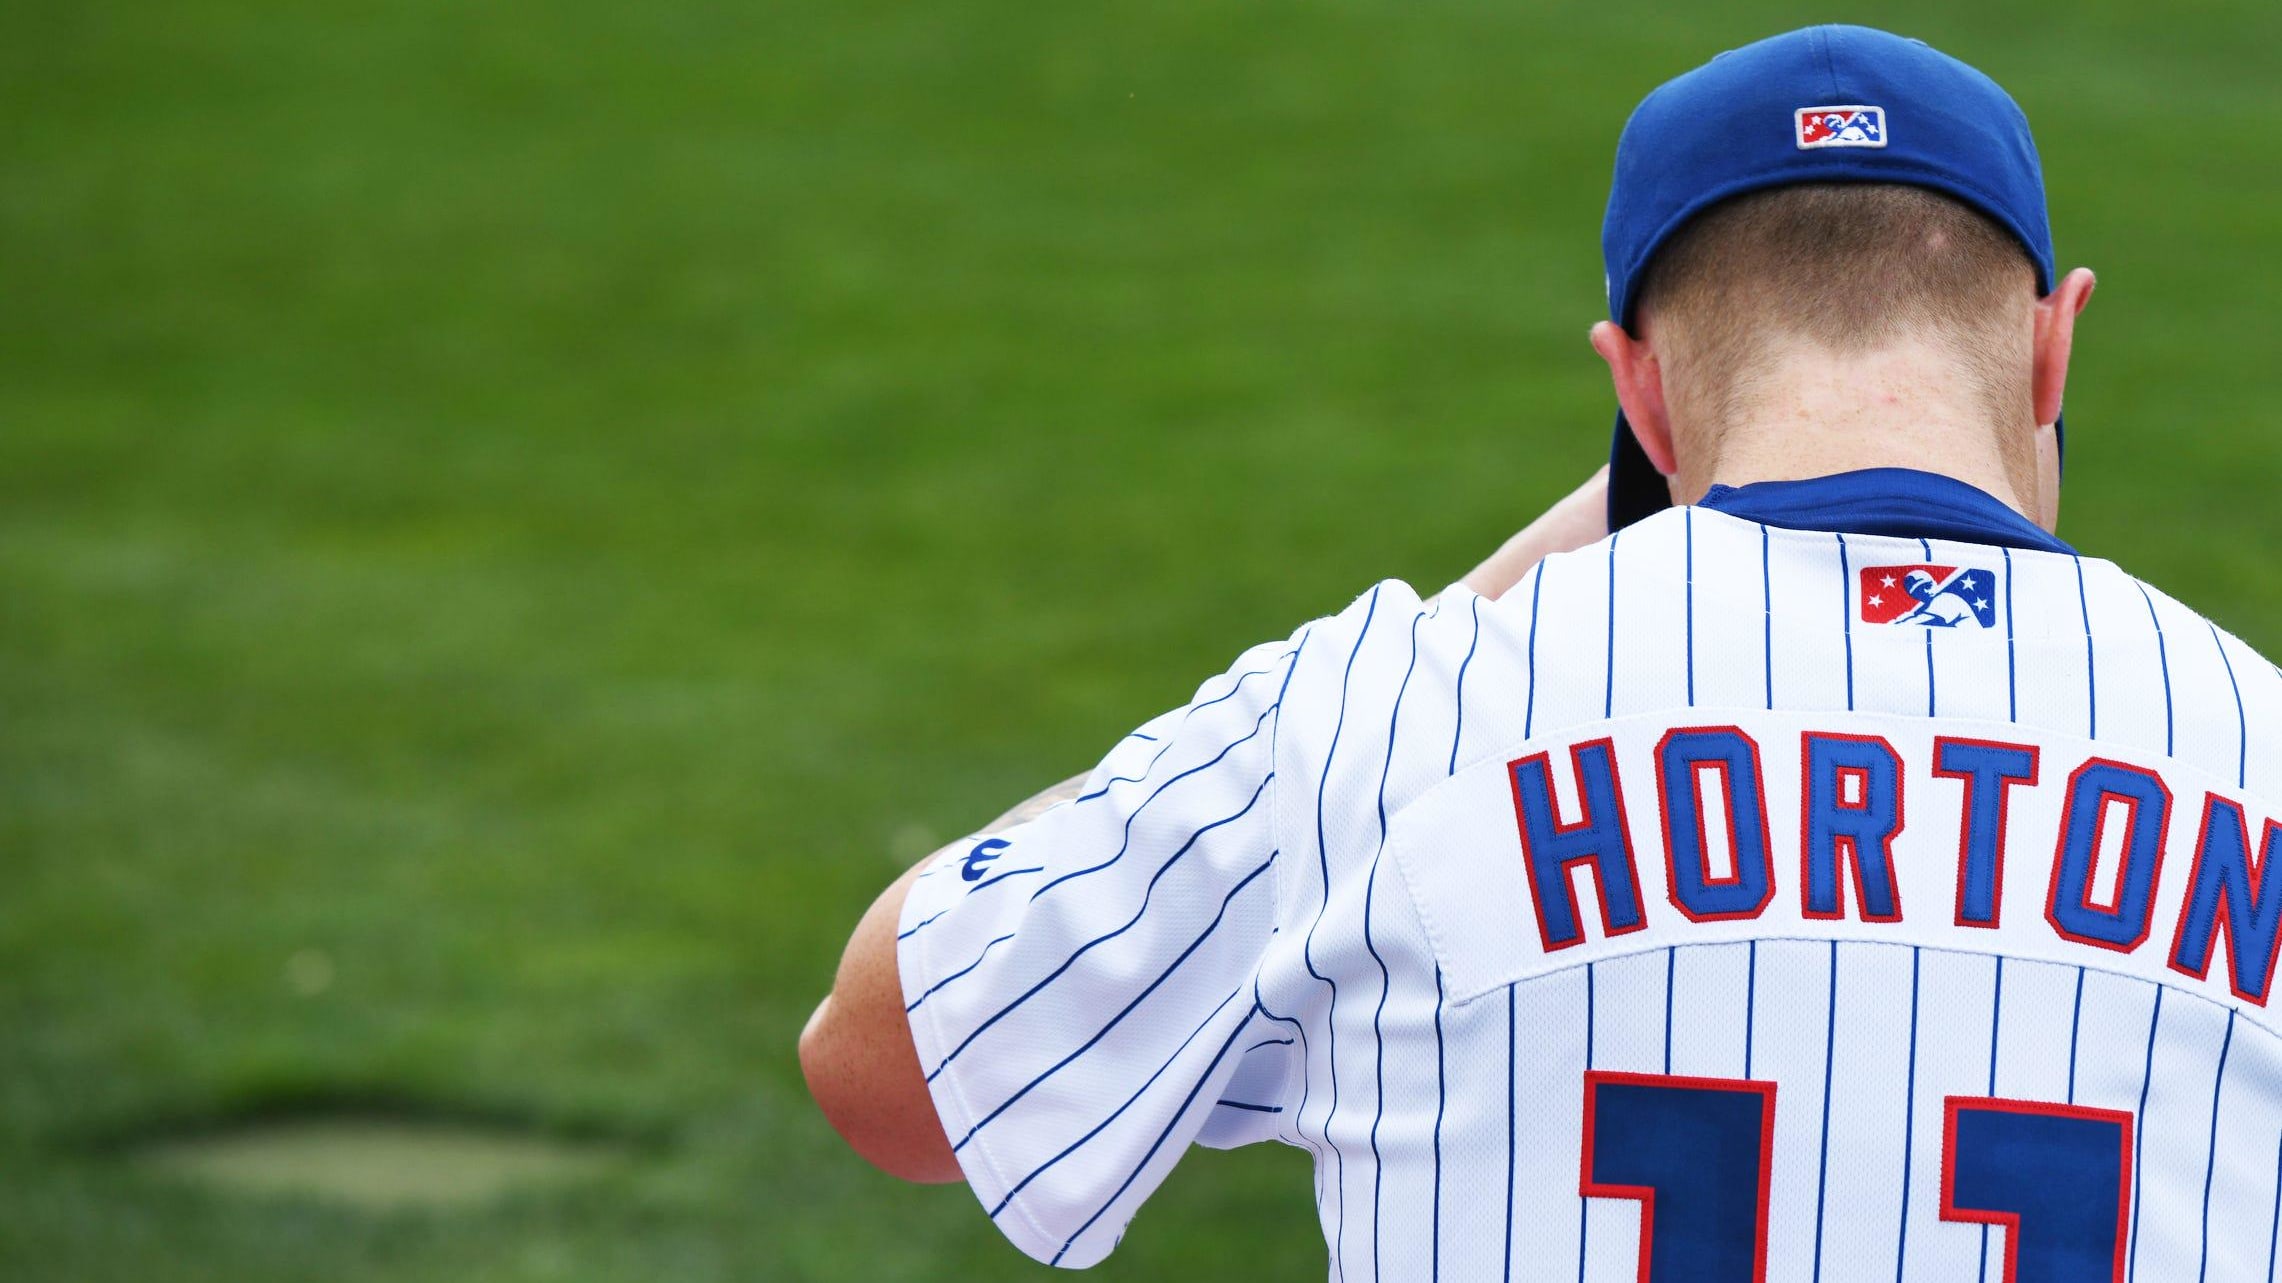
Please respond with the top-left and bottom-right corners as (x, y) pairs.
(1812, 941), (1837, 1283)
(1257, 628), (1316, 1180)
(2198, 1011), (2238, 1283)
(1987, 956), (2004, 1092)
(965, 864), (1043, 892)
(1924, 595), (1935, 714)
(1437, 595), (1475, 1283)
(1586, 961), (1597, 1064)
(2136, 581), (2175, 755)
(906, 931), (1016, 1013)
(1576, 964), (1595, 1283)
(926, 773), (1276, 1082)
(1431, 967), (1447, 1282)
(1685, 507), (1696, 706)
(1253, 983), (1321, 1169)
(2267, 1136), (2282, 1283)
(1051, 1007), (1260, 1265)
(2002, 547), (2017, 722)
(1978, 956), (2005, 1283)
(2130, 986), (2166, 1282)
(1074, 658), (1292, 804)
(1837, 535), (1856, 711)
(2068, 967), (2086, 1102)
(1073, 705), (1240, 812)
(1360, 609), (1425, 1279)
(897, 906), (953, 940)
(1451, 594), (1482, 775)
(1921, 538), (1937, 716)
(2076, 557), (2098, 737)
(2213, 622), (2247, 789)
(1606, 531), (1621, 719)
(1076, 737), (1181, 805)
(1895, 946), (1921, 1283)
(1506, 984), (1518, 1283)
(1525, 566), (1545, 736)
(917, 702), (1277, 940)
(992, 986), (1246, 1217)
(1761, 525), (1774, 710)
(1303, 585), (1382, 1283)
(1662, 946), (1676, 1074)
(947, 852), (1277, 1144)
(1745, 941), (1758, 1078)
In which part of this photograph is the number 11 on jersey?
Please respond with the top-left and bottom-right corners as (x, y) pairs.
(1581, 1071), (2132, 1283)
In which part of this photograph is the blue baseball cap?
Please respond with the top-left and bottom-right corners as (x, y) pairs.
(1603, 25), (2059, 530)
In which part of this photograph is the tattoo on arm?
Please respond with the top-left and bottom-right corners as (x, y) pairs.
(986, 773), (1088, 830)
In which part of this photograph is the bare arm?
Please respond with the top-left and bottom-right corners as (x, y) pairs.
(798, 774), (1087, 1182)
(1458, 466), (1610, 600)
(798, 468), (1605, 1182)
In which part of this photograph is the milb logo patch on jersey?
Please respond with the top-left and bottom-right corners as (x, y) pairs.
(1795, 104), (1886, 149)
(1858, 563), (1997, 628)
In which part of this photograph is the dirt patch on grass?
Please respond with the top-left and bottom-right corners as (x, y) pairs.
(134, 1117), (626, 1210)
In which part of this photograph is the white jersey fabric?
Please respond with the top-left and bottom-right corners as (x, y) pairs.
(896, 486), (2282, 1280)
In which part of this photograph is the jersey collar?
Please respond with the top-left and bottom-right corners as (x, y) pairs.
(1693, 468), (2074, 555)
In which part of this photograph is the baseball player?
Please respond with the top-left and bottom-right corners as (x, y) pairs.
(802, 25), (2282, 1281)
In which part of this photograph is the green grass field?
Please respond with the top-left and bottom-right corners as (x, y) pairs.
(3, 0), (2279, 1278)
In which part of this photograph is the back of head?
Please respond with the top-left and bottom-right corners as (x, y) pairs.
(1596, 26), (2063, 529)
(1634, 183), (2041, 477)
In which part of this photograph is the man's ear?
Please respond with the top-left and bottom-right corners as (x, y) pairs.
(1590, 320), (1676, 475)
(2031, 267), (2096, 429)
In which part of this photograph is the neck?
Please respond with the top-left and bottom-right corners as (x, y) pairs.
(1673, 340), (2035, 517)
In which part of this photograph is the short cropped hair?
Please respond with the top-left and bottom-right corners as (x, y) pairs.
(1634, 183), (2039, 437)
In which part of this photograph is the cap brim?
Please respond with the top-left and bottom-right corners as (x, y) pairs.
(1605, 407), (2069, 531)
(1608, 408), (1672, 530)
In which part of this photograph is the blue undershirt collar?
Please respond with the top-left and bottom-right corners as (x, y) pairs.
(1694, 468), (2074, 555)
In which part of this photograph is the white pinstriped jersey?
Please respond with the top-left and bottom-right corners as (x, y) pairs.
(896, 479), (2282, 1280)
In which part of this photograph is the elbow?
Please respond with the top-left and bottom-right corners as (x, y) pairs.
(799, 997), (964, 1185)
(797, 997), (840, 1131)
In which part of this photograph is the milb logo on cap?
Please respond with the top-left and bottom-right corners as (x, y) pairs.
(1859, 563), (1997, 628)
(1795, 105), (1887, 149)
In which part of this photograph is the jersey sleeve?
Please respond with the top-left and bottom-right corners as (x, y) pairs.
(895, 632), (1300, 1268)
